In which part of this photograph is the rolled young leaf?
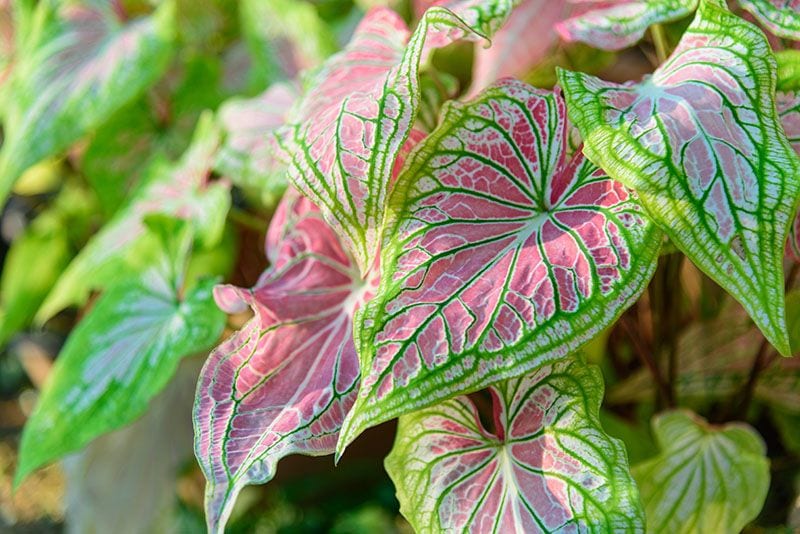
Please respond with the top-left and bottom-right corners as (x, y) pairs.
(386, 358), (644, 533)
(0, 0), (177, 204)
(633, 410), (770, 534)
(555, 0), (698, 51)
(15, 217), (225, 486)
(740, 0), (800, 41)
(558, 0), (800, 355)
(193, 189), (379, 534)
(339, 79), (661, 451)
(276, 1), (516, 276)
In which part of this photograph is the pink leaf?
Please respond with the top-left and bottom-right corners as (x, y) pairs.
(339, 79), (661, 448)
(778, 91), (800, 261)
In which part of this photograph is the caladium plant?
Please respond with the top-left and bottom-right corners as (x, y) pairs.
(6, 0), (800, 532)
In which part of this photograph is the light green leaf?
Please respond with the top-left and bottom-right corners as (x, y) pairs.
(0, 0), (177, 204)
(15, 217), (225, 485)
(386, 359), (644, 533)
(633, 410), (769, 534)
(558, 0), (800, 355)
(37, 112), (230, 322)
(740, 0), (800, 41)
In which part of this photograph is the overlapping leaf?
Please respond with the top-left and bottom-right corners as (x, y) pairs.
(633, 410), (770, 534)
(194, 188), (379, 534)
(558, 0), (800, 355)
(215, 82), (298, 208)
(0, 0), (176, 204)
(386, 358), (644, 533)
(555, 0), (698, 50)
(37, 113), (230, 322)
(16, 217), (225, 486)
(339, 79), (661, 450)
(277, 1), (516, 275)
(777, 91), (800, 260)
(740, 0), (800, 40)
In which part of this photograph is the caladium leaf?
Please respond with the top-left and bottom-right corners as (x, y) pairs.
(555, 0), (698, 51)
(633, 410), (770, 534)
(277, 2), (516, 276)
(777, 91), (800, 260)
(37, 113), (230, 322)
(472, 0), (571, 92)
(194, 188), (379, 534)
(339, 79), (661, 450)
(558, 0), (800, 355)
(215, 81), (298, 209)
(740, 0), (800, 40)
(386, 358), (645, 533)
(15, 217), (225, 486)
(0, 0), (177, 204)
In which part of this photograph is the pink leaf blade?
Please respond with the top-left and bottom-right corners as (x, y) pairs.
(340, 79), (661, 450)
(740, 0), (800, 40)
(777, 91), (800, 261)
(385, 359), (645, 533)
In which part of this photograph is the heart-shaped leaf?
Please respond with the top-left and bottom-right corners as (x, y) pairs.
(37, 113), (230, 322)
(339, 79), (661, 450)
(777, 91), (800, 260)
(633, 410), (769, 534)
(16, 217), (225, 486)
(0, 0), (176, 204)
(277, 2), (516, 276)
(555, 0), (698, 51)
(558, 0), (800, 355)
(194, 188), (379, 534)
(214, 82), (297, 209)
(740, 0), (800, 40)
(386, 358), (644, 533)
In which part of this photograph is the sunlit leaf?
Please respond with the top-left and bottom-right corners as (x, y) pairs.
(16, 217), (225, 486)
(386, 358), (644, 533)
(740, 0), (800, 40)
(555, 0), (698, 51)
(633, 410), (769, 534)
(194, 188), (379, 534)
(37, 113), (230, 322)
(558, 0), (800, 355)
(339, 79), (661, 450)
(0, 0), (177, 204)
(277, 2), (516, 276)
(215, 81), (298, 208)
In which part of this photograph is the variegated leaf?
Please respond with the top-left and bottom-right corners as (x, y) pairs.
(277, 2), (516, 276)
(0, 0), (176, 204)
(37, 113), (230, 322)
(740, 0), (800, 40)
(16, 217), (225, 486)
(777, 91), (800, 260)
(558, 0), (800, 355)
(555, 0), (698, 51)
(194, 188), (379, 534)
(386, 358), (644, 533)
(339, 79), (661, 450)
(215, 81), (298, 208)
(633, 410), (770, 534)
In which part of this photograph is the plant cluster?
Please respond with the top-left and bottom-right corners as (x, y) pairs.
(5, 0), (800, 532)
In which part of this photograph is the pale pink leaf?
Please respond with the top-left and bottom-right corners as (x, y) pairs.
(777, 91), (800, 261)
(740, 0), (800, 40)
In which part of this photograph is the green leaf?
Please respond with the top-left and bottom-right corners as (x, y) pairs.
(740, 0), (800, 41)
(15, 217), (225, 485)
(37, 112), (230, 322)
(633, 410), (770, 534)
(386, 359), (644, 532)
(0, 0), (177, 204)
(558, 0), (800, 355)
(776, 50), (800, 91)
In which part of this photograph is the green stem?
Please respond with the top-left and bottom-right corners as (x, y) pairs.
(228, 208), (267, 233)
(651, 24), (669, 64)
(649, 253), (683, 409)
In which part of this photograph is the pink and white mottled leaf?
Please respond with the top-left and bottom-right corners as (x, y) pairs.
(555, 0), (698, 51)
(777, 91), (800, 260)
(277, 2), (516, 276)
(37, 113), (231, 322)
(472, 0), (572, 92)
(740, 0), (800, 40)
(339, 79), (661, 449)
(558, 0), (800, 355)
(194, 189), (379, 534)
(386, 358), (645, 533)
(215, 81), (298, 208)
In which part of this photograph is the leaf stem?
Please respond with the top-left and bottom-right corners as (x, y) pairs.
(650, 24), (669, 64)
(228, 208), (267, 233)
(619, 315), (672, 405)
(649, 253), (683, 409)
